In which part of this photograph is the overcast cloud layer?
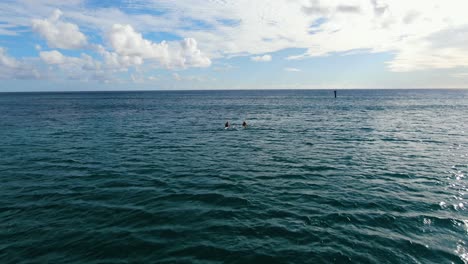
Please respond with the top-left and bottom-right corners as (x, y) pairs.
(0, 0), (468, 89)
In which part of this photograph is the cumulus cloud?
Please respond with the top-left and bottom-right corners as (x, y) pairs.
(251, 54), (272, 62)
(107, 24), (210, 69)
(40, 50), (99, 69)
(0, 47), (18, 68)
(94, 44), (143, 70)
(179, 38), (211, 67)
(107, 24), (168, 60)
(32, 9), (87, 50)
(0, 47), (40, 79)
(39, 50), (105, 80)
(40, 50), (65, 64)
(25, 16), (211, 83)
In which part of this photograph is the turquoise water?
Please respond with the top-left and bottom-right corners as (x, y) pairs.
(1, 89), (467, 263)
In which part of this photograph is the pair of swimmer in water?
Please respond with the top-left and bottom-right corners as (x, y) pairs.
(225, 121), (247, 128)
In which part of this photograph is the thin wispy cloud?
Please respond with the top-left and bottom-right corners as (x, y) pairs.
(453, 72), (468, 78)
(284, 67), (301, 72)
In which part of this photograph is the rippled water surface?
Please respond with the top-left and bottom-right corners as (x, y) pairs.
(1, 89), (468, 263)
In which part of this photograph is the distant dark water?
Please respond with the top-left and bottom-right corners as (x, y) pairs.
(1, 89), (467, 263)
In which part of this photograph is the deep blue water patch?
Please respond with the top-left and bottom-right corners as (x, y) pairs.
(0, 89), (467, 263)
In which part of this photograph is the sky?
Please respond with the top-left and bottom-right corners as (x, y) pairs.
(1, 0), (468, 91)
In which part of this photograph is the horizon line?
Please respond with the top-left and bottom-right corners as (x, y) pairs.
(1, 87), (468, 93)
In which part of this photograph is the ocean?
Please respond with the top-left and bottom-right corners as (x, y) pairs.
(0, 89), (467, 263)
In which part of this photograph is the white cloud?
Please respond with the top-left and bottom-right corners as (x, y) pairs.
(107, 24), (211, 69)
(179, 38), (211, 68)
(387, 25), (468, 72)
(0, 47), (40, 79)
(27, 17), (211, 82)
(32, 9), (87, 50)
(284, 67), (301, 72)
(251, 54), (272, 62)
(39, 50), (105, 80)
(387, 46), (468, 72)
(15, 1), (468, 73)
(2, 0), (468, 85)
(40, 50), (99, 69)
(107, 24), (168, 60)
(172, 72), (206, 82)
(0, 47), (18, 68)
(94, 44), (143, 70)
(40, 50), (65, 64)
(282, 0), (468, 72)
(119, 0), (465, 73)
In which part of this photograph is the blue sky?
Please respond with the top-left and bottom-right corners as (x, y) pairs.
(1, 0), (468, 91)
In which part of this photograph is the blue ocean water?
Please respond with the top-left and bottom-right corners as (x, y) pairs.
(0, 89), (467, 263)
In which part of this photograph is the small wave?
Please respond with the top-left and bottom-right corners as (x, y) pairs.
(156, 193), (252, 208)
(300, 164), (337, 172)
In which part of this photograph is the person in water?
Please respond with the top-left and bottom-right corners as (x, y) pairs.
(225, 121), (230, 128)
(242, 121), (247, 128)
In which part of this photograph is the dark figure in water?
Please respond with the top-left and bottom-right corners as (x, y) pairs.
(242, 121), (247, 128)
(334, 90), (337, 98)
(225, 121), (230, 128)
